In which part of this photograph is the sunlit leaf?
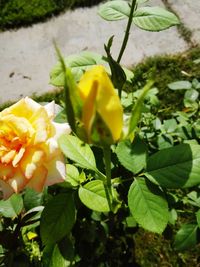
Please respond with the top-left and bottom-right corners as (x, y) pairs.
(128, 178), (169, 233)
(133, 7), (180, 31)
(168, 80), (192, 90)
(98, 0), (130, 21)
(59, 135), (96, 171)
(79, 180), (110, 212)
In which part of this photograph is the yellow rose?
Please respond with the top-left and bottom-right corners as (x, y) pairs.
(78, 65), (123, 144)
(0, 97), (70, 199)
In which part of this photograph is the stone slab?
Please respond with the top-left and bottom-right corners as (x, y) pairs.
(0, 1), (188, 104)
(167, 0), (200, 44)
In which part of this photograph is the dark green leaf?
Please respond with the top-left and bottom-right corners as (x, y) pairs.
(196, 210), (200, 228)
(145, 144), (200, 188)
(23, 188), (43, 211)
(49, 244), (71, 267)
(173, 224), (198, 251)
(104, 36), (126, 97)
(58, 236), (75, 262)
(116, 137), (147, 174)
(40, 193), (76, 245)
(0, 194), (23, 218)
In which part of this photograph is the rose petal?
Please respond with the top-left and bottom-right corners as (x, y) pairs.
(30, 107), (52, 144)
(52, 122), (71, 140)
(20, 148), (45, 179)
(44, 122), (71, 159)
(0, 163), (13, 180)
(8, 170), (27, 193)
(26, 166), (47, 192)
(13, 147), (26, 167)
(1, 97), (40, 119)
(1, 114), (34, 139)
(1, 150), (16, 164)
(44, 101), (55, 119)
(44, 153), (66, 186)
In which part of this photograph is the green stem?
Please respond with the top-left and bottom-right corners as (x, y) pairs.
(103, 145), (113, 211)
(117, 0), (137, 63)
(54, 42), (76, 133)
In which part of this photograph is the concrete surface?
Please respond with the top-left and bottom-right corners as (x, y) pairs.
(167, 0), (200, 45)
(0, 0), (199, 104)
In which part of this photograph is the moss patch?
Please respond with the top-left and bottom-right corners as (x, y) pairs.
(131, 46), (200, 116)
(135, 228), (200, 267)
(0, 0), (103, 30)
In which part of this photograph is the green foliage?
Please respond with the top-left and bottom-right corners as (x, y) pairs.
(98, 0), (131, 21)
(145, 144), (200, 188)
(128, 178), (169, 233)
(116, 136), (147, 174)
(0, 0), (103, 30)
(128, 80), (154, 135)
(79, 180), (110, 212)
(173, 224), (198, 251)
(40, 193), (76, 245)
(132, 6), (180, 31)
(98, 1), (180, 31)
(131, 47), (200, 114)
(58, 134), (97, 171)
(0, 194), (23, 218)
(48, 244), (71, 267)
(50, 51), (106, 86)
(1, 1), (200, 265)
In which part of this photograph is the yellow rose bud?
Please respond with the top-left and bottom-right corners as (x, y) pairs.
(0, 97), (71, 199)
(78, 65), (123, 144)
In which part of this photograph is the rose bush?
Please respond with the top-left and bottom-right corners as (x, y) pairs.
(0, 97), (70, 199)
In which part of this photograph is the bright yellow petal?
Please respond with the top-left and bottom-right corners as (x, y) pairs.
(81, 81), (98, 139)
(78, 65), (123, 141)
(1, 97), (40, 120)
(95, 67), (123, 141)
